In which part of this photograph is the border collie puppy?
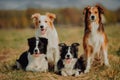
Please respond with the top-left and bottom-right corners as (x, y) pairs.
(31, 13), (59, 72)
(57, 43), (85, 76)
(83, 5), (110, 73)
(16, 37), (48, 72)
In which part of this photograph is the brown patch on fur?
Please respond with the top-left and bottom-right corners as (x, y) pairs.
(31, 13), (40, 28)
(83, 33), (93, 58)
(46, 12), (56, 29)
(83, 5), (108, 68)
(46, 12), (56, 22)
(83, 5), (104, 32)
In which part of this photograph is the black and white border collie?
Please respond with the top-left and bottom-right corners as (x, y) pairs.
(57, 43), (85, 76)
(16, 37), (48, 72)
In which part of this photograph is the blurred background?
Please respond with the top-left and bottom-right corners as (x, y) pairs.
(0, 1), (120, 79)
(0, 0), (120, 29)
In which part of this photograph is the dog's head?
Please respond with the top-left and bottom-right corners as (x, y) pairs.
(31, 12), (56, 35)
(27, 37), (48, 57)
(83, 5), (104, 22)
(59, 43), (80, 63)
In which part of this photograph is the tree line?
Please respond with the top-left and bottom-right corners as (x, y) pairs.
(0, 7), (120, 29)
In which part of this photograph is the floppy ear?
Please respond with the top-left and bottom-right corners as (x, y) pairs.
(58, 43), (66, 52)
(71, 43), (80, 49)
(31, 13), (40, 28)
(46, 12), (56, 22)
(95, 5), (104, 14)
(83, 6), (90, 15)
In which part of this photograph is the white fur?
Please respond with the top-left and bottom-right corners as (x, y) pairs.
(35, 15), (59, 72)
(26, 52), (48, 72)
(34, 37), (40, 53)
(84, 22), (109, 73)
(65, 47), (73, 59)
(61, 59), (80, 76)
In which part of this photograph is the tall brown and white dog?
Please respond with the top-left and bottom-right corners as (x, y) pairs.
(31, 12), (59, 72)
(83, 5), (110, 73)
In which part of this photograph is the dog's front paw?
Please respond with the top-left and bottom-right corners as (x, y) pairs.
(61, 71), (67, 76)
(75, 71), (79, 77)
(105, 63), (111, 67)
(84, 69), (90, 73)
(54, 65), (58, 72)
(26, 66), (33, 71)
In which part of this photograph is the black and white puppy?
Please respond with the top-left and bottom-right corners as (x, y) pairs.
(57, 43), (85, 76)
(16, 37), (48, 72)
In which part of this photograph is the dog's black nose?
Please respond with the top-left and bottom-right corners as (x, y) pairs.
(34, 49), (38, 53)
(91, 15), (95, 20)
(40, 25), (44, 29)
(67, 55), (70, 58)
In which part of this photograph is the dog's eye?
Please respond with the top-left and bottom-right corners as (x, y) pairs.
(89, 11), (91, 14)
(95, 11), (97, 14)
(45, 20), (47, 23)
(39, 21), (41, 23)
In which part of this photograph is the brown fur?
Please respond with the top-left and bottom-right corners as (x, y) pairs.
(31, 12), (56, 29)
(31, 13), (40, 28)
(83, 5), (109, 70)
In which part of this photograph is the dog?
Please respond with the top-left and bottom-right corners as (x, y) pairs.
(83, 5), (110, 73)
(31, 12), (59, 72)
(16, 37), (48, 72)
(57, 43), (85, 76)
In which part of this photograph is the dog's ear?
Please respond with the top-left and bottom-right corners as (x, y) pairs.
(83, 6), (90, 15)
(39, 38), (48, 46)
(59, 43), (66, 47)
(95, 5), (104, 14)
(71, 43), (80, 49)
(46, 12), (56, 22)
(27, 37), (36, 46)
(58, 43), (66, 52)
(31, 13), (40, 28)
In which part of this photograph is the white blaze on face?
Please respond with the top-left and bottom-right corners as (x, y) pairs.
(90, 7), (96, 21)
(34, 38), (40, 54)
(65, 47), (73, 59)
(39, 16), (48, 35)
(65, 47), (74, 64)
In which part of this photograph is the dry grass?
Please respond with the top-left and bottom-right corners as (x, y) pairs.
(0, 25), (120, 80)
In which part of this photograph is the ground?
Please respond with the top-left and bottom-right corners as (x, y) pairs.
(0, 24), (120, 80)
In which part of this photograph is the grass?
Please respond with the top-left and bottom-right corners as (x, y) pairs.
(0, 25), (120, 80)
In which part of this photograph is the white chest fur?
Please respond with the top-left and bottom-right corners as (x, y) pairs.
(26, 53), (48, 72)
(88, 22), (104, 53)
(62, 59), (80, 76)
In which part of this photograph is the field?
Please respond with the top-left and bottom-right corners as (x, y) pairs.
(0, 24), (120, 80)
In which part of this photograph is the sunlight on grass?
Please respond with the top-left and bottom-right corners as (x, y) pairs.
(0, 25), (120, 80)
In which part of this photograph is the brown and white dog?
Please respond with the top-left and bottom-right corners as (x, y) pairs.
(31, 12), (59, 72)
(83, 5), (110, 73)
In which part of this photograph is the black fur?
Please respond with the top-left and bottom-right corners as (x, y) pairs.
(57, 43), (84, 75)
(16, 51), (28, 70)
(74, 56), (85, 72)
(16, 37), (48, 70)
(28, 37), (48, 55)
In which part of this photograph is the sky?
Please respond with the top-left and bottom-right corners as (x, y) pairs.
(0, 0), (120, 10)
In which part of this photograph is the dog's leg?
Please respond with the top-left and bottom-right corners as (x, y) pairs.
(102, 43), (110, 67)
(102, 48), (110, 67)
(54, 48), (60, 72)
(84, 56), (91, 73)
(84, 46), (92, 73)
